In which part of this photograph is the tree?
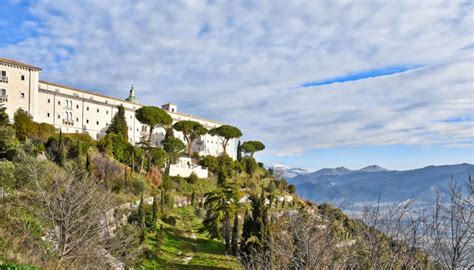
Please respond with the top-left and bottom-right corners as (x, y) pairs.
(162, 135), (186, 176)
(0, 104), (9, 126)
(31, 163), (140, 268)
(240, 194), (272, 268)
(209, 125), (242, 155)
(0, 126), (20, 160)
(236, 140), (242, 161)
(199, 155), (218, 173)
(231, 212), (239, 256)
(216, 155), (235, 185)
(241, 141), (265, 157)
(203, 184), (241, 250)
(13, 108), (36, 142)
(135, 106), (172, 144)
(107, 104), (128, 139)
(55, 129), (67, 167)
(173, 120), (208, 156)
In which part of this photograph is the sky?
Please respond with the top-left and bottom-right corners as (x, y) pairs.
(1, 0), (473, 171)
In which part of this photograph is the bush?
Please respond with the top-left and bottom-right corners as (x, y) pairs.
(187, 172), (199, 184)
(132, 175), (148, 195)
(288, 184), (296, 194)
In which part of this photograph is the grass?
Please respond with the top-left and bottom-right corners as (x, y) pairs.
(142, 206), (242, 269)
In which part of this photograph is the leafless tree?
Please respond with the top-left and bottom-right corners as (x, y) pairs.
(429, 178), (474, 269)
(28, 161), (140, 269)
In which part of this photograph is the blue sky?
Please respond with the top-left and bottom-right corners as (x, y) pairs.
(1, 0), (473, 171)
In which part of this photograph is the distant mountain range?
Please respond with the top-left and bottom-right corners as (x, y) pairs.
(286, 163), (474, 211)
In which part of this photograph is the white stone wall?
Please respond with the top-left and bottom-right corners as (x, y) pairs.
(0, 62), (40, 121)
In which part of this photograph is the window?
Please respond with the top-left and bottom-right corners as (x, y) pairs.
(106, 110), (108, 114)
(87, 107), (89, 111)
(76, 118), (79, 122)
(96, 121), (99, 125)
(48, 99), (51, 103)
(58, 101), (61, 105)
(86, 119), (89, 123)
(96, 134), (99, 139)
(57, 115), (60, 119)
(0, 88), (5, 95)
(47, 113), (50, 117)
(21, 75), (25, 81)
(1, 71), (5, 76)
(20, 93), (25, 99)
(97, 108), (99, 113)
(130, 116), (132, 119)
(76, 105), (79, 109)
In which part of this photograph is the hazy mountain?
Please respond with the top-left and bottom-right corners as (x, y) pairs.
(290, 163), (474, 211)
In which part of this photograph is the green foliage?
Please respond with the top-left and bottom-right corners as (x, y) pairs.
(242, 156), (258, 176)
(240, 194), (271, 264)
(202, 184), (241, 242)
(0, 126), (20, 160)
(209, 125), (242, 154)
(135, 106), (172, 143)
(0, 104), (9, 127)
(132, 175), (148, 195)
(236, 140), (242, 161)
(13, 109), (35, 142)
(55, 130), (67, 167)
(162, 135), (185, 175)
(149, 147), (166, 168)
(0, 161), (15, 192)
(187, 172), (199, 184)
(241, 140), (265, 156)
(97, 133), (136, 165)
(216, 155), (235, 185)
(173, 120), (208, 155)
(199, 155), (218, 173)
(107, 104), (128, 139)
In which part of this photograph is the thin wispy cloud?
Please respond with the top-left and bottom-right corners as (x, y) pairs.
(1, 0), (473, 165)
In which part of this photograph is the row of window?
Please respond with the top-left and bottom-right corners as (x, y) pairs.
(0, 70), (25, 81)
(0, 88), (25, 98)
(46, 98), (110, 114)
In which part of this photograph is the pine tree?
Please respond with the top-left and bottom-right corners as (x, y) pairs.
(236, 140), (242, 161)
(231, 212), (239, 256)
(107, 104), (128, 139)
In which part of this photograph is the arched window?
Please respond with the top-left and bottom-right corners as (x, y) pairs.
(0, 88), (5, 95)
(69, 100), (72, 109)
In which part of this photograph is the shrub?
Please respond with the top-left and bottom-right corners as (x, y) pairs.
(132, 175), (148, 195)
(242, 156), (258, 176)
(187, 172), (199, 184)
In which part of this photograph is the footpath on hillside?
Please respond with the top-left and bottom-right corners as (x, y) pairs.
(143, 206), (242, 269)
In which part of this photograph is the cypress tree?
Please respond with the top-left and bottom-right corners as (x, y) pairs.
(56, 129), (66, 167)
(152, 195), (158, 228)
(223, 210), (231, 251)
(138, 194), (146, 242)
(107, 104), (128, 139)
(231, 212), (239, 256)
(236, 140), (242, 161)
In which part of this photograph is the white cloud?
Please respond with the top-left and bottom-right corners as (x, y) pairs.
(2, 0), (473, 156)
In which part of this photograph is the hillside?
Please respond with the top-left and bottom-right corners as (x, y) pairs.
(290, 163), (474, 210)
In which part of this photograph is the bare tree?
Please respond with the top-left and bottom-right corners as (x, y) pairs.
(429, 178), (474, 269)
(29, 161), (140, 268)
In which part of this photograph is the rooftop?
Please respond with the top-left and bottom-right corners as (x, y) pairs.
(0, 57), (42, 71)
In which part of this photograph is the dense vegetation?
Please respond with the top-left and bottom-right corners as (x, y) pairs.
(0, 104), (471, 269)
